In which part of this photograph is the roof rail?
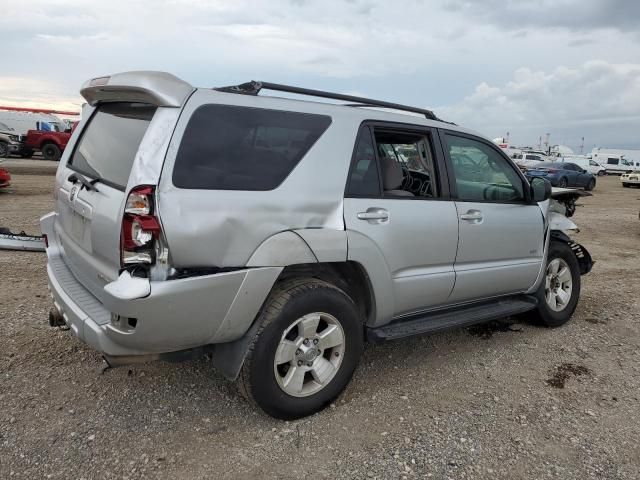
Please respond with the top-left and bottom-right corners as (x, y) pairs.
(214, 80), (444, 121)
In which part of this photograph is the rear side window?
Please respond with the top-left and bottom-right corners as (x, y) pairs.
(173, 105), (331, 190)
(68, 103), (156, 190)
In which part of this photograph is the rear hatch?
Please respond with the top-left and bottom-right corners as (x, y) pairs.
(54, 103), (156, 299)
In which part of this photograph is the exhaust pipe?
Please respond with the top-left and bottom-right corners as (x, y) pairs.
(48, 307), (65, 327)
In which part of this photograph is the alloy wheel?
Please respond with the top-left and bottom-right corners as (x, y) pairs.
(545, 258), (573, 312)
(273, 312), (345, 397)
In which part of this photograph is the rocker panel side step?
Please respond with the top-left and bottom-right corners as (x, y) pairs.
(367, 296), (538, 344)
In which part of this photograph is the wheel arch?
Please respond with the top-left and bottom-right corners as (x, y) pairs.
(210, 260), (376, 381)
(550, 230), (594, 275)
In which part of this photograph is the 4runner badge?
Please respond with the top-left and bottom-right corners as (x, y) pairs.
(69, 186), (78, 202)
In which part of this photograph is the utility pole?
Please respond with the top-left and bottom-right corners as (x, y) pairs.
(544, 133), (550, 154)
(580, 137), (584, 154)
(506, 131), (510, 145)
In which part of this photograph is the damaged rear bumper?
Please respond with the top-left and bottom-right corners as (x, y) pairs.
(41, 211), (282, 361)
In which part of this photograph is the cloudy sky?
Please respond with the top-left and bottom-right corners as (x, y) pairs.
(2, 0), (639, 150)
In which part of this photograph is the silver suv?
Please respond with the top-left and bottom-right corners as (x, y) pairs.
(42, 71), (593, 419)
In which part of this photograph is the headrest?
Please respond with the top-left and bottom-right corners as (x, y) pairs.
(381, 157), (403, 190)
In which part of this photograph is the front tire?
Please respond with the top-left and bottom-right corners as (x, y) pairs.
(597, 170), (605, 176)
(0, 142), (8, 158)
(239, 278), (363, 419)
(622, 183), (630, 188)
(558, 177), (568, 188)
(530, 241), (581, 327)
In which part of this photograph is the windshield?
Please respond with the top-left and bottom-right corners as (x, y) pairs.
(0, 122), (14, 131)
(67, 103), (156, 189)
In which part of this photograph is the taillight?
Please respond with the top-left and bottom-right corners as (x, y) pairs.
(121, 185), (161, 267)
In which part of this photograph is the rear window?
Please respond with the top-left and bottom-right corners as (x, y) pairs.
(68, 103), (156, 190)
(172, 105), (331, 190)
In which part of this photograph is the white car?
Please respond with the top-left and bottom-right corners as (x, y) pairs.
(621, 172), (640, 187)
(558, 157), (606, 176)
(513, 152), (552, 169)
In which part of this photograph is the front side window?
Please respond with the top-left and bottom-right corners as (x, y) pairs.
(173, 105), (331, 191)
(445, 134), (524, 202)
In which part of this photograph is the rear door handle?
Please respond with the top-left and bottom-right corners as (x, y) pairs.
(357, 208), (389, 223)
(459, 209), (483, 222)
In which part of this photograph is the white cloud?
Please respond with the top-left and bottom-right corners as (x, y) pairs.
(438, 61), (640, 148)
(0, 77), (82, 111)
(1, 1), (640, 147)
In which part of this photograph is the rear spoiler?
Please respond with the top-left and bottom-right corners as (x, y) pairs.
(80, 71), (194, 107)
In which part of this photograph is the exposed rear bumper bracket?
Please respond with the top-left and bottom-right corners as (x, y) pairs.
(102, 345), (215, 368)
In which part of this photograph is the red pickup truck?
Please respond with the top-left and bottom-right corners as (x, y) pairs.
(23, 126), (75, 161)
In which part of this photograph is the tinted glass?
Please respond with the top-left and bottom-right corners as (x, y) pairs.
(346, 129), (380, 196)
(173, 105), (331, 190)
(445, 134), (524, 202)
(69, 103), (156, 189)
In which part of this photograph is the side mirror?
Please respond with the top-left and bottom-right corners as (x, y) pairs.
(530, 177), (552, 202)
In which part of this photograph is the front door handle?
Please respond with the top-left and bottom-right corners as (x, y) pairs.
(459, 209), (483, 223)
(357, 208), (389, 223)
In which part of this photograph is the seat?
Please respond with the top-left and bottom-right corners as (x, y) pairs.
(381, 157), (414, 197)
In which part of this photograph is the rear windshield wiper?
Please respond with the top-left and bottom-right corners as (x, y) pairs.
(68, 172), (99, 192)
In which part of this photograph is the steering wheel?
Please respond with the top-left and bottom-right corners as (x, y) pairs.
(419, 179), (432, 197)
(400, 166), (412, 190)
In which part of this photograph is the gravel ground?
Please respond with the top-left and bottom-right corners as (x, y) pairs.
(1, 172), (639, 479)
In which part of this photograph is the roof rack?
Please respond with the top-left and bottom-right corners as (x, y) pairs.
(214, 80), (443, 121)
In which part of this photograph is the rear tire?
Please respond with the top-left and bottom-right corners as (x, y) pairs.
(622, 183), (630, 188)
(529, 241), (581, 328)
(20, 150), (34, 158)
(239, 278), (363, 419)
(585, 178), (595, 191)
(41, 143), (61, 161)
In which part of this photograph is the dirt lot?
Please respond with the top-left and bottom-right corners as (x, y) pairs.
(1, 169), (639, 479)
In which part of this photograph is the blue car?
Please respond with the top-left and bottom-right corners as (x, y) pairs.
(526, 162), (596, 190)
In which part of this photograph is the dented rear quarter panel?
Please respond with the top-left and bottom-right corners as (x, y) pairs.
(157, 89), (360, 268)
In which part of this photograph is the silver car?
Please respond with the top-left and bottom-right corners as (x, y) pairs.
(42, 71), (593, 419)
